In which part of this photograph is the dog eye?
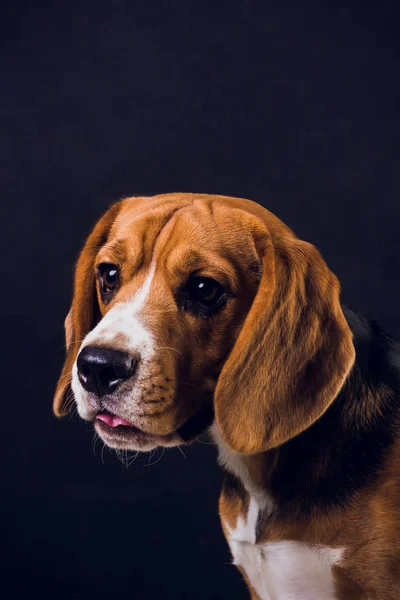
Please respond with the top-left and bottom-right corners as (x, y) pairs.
(98, 264), (120, 295)
(183, 276), (226, 316)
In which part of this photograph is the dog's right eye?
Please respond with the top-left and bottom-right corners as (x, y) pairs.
(181, 276), (227, 317)
(97, 264), (120, 299)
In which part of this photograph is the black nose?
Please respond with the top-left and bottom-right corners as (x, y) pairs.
(77, 345), (137, 397)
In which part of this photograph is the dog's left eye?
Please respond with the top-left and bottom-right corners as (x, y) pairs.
(98, 264), (120, 297)
(183, 276), (226, 316)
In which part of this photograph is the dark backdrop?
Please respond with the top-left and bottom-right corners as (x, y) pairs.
(2, 2), (400, 599)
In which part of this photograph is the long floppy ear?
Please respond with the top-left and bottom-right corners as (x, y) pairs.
(214, 221), (355, 454)
(53, 202), (122, 416)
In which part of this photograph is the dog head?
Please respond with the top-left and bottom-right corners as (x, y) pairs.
(53, 193), (355, 453)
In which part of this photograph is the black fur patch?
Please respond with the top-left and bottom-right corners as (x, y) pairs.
(268, 306), (400, 517)
(177, 401), (214, 442)
(222, 471), (248, 504)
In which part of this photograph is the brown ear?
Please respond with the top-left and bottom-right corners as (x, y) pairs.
(53, 202), (122, 416)
(214, 222), (355, 454)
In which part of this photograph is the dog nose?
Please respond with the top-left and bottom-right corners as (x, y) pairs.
(77, 346), (137, 397)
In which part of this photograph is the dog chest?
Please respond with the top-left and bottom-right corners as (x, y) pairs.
(224, 498), (344, 600)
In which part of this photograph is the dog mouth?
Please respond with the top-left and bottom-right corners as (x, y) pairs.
(94, 410), (178, 450)
(94, 404), (214, 451)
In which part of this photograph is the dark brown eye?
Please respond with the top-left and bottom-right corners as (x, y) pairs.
(183, 276), (226, 316)
(98, 264), (120, 294)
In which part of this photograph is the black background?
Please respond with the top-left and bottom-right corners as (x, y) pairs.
(2, 1), (400, 598)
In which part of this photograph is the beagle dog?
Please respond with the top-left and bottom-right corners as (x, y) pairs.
(54, 193), (400, 600)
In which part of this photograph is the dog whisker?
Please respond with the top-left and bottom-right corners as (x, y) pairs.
(144, 447), (165, 467)
(154, 346), (183, 356)
(141, 397), (169, 404)
(177, 445), (187, 459)
(100, 442), (106, 465)
(197, 435), (215, 446)
(56, 339), (85, 352)
(126, 451), (140, 467)
(56, 372), (73, 385)
(146, 449), (156, 467)
(92, 432), (100, 456)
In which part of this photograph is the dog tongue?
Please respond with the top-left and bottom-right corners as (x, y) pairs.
(96, 413), (132, 428)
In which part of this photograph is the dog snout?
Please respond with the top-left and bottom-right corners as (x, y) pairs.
(77, 345), (138, 397)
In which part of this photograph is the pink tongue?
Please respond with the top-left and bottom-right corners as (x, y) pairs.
(96, 413), (132, 428)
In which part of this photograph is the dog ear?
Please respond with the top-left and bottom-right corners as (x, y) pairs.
(53, 202), (122, 416)
(214, 222), (355, 454)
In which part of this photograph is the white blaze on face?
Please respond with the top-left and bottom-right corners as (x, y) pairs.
(83, 262), (156, 352)
(71, 263), (157, 418)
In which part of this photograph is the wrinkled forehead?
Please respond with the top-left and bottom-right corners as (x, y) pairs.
(97, 196), (259, 288)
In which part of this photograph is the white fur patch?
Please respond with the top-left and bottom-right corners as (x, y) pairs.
(210, 422), (274, 508)
(228, 533), (343, 600)
(227, 496), (260, 546)
(71, 263), (156, 418)
(225, 499), (343, 600)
